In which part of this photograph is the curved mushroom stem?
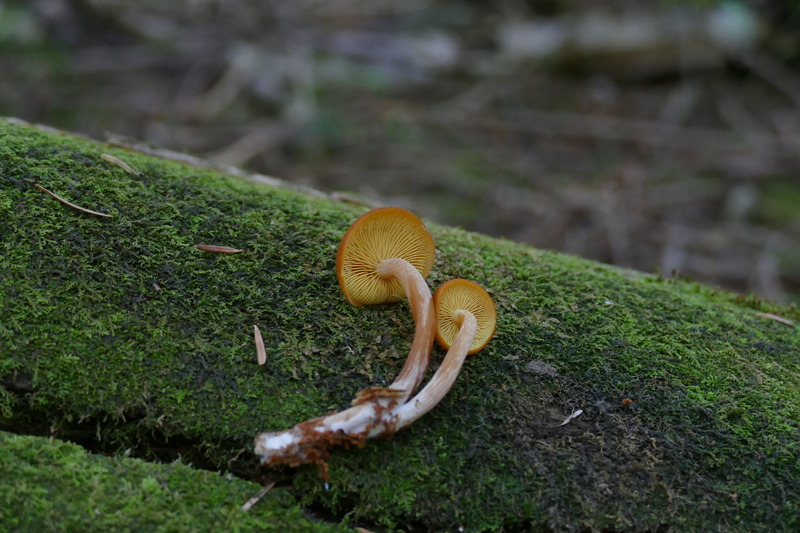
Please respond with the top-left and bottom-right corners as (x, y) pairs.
(253, 258), (434, 477)
(254, 310), (478, 477)
(376, 257), (436, 401)
(392, 310), (477, 429)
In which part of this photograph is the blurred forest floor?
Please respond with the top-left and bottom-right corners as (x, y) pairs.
(2, 0), (799, 304)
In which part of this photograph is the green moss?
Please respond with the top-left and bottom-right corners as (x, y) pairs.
(0, 431), (346, 532)
(1, 118), (799, 531)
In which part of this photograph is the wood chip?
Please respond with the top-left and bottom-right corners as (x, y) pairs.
(754, 312), (795, 327)
(254, 324), (266, 365)
(196, 244), (244, 253)
(100, 153), (141, 176)
(241, 482), (274, 511)
(35, 184), (113, 218)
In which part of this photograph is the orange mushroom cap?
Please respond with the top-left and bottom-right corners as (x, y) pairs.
(336, 207), (435, 306)
(434, 279), (496, 354)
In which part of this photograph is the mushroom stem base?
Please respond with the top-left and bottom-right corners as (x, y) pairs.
(254, 312), (478, 478)
(254, 394), (402, 480)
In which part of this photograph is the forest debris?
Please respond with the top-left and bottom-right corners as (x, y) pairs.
(100, 153), (141, 176)
(240, 482), (274, 511)
(497, 4), (760, 73)
(735, 49), (800, 110)
(254, 325), (266, 365)
(196, 244), (244, 253)
(754, 312), (795, 327)
(555, 409), (584, 427)
(35, 184), (113, 218)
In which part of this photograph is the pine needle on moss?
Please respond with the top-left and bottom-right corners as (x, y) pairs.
(34, 183), (113, 218)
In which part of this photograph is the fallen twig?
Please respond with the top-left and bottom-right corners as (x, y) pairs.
(35, 184), (113, 218)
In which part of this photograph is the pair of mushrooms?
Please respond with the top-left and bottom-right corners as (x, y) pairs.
(254, 207), (496, 477)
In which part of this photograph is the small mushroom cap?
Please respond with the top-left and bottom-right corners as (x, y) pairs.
(434, 279), (496, 354)
(336, 207), (435, 306)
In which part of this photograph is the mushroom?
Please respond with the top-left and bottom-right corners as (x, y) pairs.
(254, 207), (437, 475)
(253, 278), (496, 478)
(336, 206), (437, 400)
(391, 279), (496, 428)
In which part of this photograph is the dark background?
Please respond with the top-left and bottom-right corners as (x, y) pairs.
(2, 0), (799, 303)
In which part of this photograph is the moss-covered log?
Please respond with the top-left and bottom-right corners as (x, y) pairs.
(1, 117), (798, 532)
(0, 430), (347, 532)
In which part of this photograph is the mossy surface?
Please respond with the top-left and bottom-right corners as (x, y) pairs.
(0, 430), (346, 532)
(1, 118), (798, 532)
